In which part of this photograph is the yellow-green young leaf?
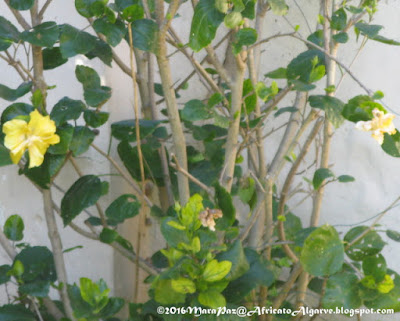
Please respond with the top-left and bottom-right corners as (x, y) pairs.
(154, 279), (186, 304)
(268, 0), (288, 15)
(192, 237), (201, 253)
(215, 0), (229, 13)
(180, 194), (203, 229)
(198, 290), (226, 308)
(203, 260), (232, 282)
(171, 278), (196, 294)
(377, 275), (395, 294)
(10, 260), (24, 277)
(224, 12), (243, 29)
(160, 248), (184, 266)
(167, 220), (186, 230)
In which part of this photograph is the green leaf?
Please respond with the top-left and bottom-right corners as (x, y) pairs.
(331, 8), (347, 31)
(1, 103), (33, 124)
(76, 65), (112, 107)
(75, 0), (108, 18)
(223, 248), (276, 302)
(161, 217), (190, 248)
(93, 17), (127, 47)
(117, 141), (164, 184)
(121, 4), (145, 22)
(287, 50), (325, 83)
(106, 194), (140, 225)
(274, 106), (298, 117)
(84, 110), (110, 128)
(19, 280), (51, 297)
(312, 168), (334, 190)
(171, 278), (196, 294)
(111, 119), (162, 141)
(99, 228), (119, 243)
(0, 305), (36, 321)
(59, 24), (98, 58)
(128, 19), (158, 53)
(198, 290), (226, 308)
(214, 182), (236, 229)
(265, 67), (287, 79)
(344, 226), (385, 261)
(333, 32), (349, 43)
(0, 16), (20, 51)
(189, 0), (224, 51)
(338, 175), (355, 183)
(363, 254), (387, 283)
(382, 131), (400, 158)
(154, 279), (186, 305)
(386, 230), (400, 242)
(342, 95), (386, 122)
(322, 272), (362, 309)
(80, 277), (110, 312)
(224, 12), (242, 29)
(61, 175), (103, 225)
(309, 95), (345, 128)
(4, 214), (24, 241)
(268, 0), (288, 15)
(0, 265), (11, 285)
(85, 38), (113, 66)
(215, 0), (229, 13)
(47, 124), (74, 155)
(181, 99), (211, 121)
(216, 240), (249, 281)
(69, 126), (96, 156)
(9, 0), (34, 10)
(241, 0), (256, 19)
(23, 154), (66, 189)
(300, 224), (344, 276)
(21, 22), (59, 47)
(0, 82), (32, 102)
(232, 28), (257, 54)
(0, 143), (12, 167)
(50, 97), (85, 126)
(42, 47), (68, 70)
(355, 22), (383, 38)
(14, 246), (57, 283)
(202, 259), (232, 282)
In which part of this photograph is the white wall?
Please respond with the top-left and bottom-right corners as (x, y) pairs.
(0, 0), (400, 319)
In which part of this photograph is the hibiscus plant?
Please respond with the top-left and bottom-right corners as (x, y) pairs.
(1, 0), (400, 320)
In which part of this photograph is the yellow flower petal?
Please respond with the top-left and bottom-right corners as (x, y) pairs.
(10, 141), (28, 164)
(28, 141), (47, 168)
(2, 110), (60, 168)
(28, 109), (57, 138)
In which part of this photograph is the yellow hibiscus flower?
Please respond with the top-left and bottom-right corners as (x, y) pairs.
(355, 108), (396, 145)
(2, 109), (60, 168)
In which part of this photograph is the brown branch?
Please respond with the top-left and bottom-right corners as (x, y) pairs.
(4, 0), (31, 30)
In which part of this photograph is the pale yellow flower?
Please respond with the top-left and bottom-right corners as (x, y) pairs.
(355, 108), (396, 145)
(199, 208), (223, 231)
(2, 110), (60, 168)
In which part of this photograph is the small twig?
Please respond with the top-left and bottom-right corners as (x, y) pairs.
(91, 143), (153, 207)
(4, 0), (31, 30)
(248, 32), (296, 50)
(345, 196), (400, 250)
(170, 154), (214, 197)
(38, 0), (53, 19)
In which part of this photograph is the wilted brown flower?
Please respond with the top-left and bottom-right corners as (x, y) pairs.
(199, 208), (223, 231)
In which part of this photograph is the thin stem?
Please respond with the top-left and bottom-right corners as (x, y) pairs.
(170, 154), (214, 198)
(42, 189), (75, 320)
(91, 143), (154, 207)
(128, 23), (147, 303)
(155, 0), (190, 204)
